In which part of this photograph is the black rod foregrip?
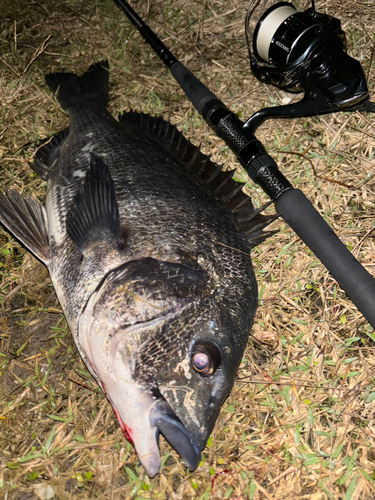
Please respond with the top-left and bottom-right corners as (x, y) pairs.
(170, 63), (218, 115)
(276, 189), (375, 329)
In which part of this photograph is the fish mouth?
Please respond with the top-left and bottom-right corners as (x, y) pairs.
(150, 397), (201, 472)
(112, 391), (200, 477)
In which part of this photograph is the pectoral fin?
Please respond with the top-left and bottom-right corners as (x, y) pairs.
(0, 191), (50, 264)
(66, 153), (121, 254)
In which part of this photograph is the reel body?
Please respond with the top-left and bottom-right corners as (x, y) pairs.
(245, 2), (369, 131)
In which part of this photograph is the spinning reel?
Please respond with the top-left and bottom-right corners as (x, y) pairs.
(245, 1), (373, 132)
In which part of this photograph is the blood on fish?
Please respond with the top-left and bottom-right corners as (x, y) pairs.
(113, 408), (134, 446)
(210, 468), (230, 490)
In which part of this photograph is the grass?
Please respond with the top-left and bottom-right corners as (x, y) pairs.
(0, 0), (375, 498)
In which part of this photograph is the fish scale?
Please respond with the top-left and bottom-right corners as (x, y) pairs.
(0, 60), (276, 477)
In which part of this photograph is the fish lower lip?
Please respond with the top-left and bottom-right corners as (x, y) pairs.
(149, 399), (200, 471)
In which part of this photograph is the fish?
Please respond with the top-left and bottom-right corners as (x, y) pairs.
(0, 61), (275, 477)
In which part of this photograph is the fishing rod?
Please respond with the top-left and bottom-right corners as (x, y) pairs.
(112, 0), (375, 331)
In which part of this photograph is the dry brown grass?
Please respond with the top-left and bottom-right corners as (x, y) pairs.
(0, 0), (374, 499)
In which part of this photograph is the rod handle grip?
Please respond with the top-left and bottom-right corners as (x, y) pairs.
(275, 189), (375, 329)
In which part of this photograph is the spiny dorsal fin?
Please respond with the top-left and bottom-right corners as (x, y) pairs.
(119, 111), (277, 246)
(30, 128), (69, 180)
(238, 201), (279, 248)
(66, 153), (121, 254)
(0, 191), (50, 264)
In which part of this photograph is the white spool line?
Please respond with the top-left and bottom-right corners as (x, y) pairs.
(256, 5), (296, 62)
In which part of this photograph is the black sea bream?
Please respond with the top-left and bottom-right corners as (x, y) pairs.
(0, 61), (275, 477)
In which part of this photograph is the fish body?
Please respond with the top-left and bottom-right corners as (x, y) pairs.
(0, 61), (274, 477)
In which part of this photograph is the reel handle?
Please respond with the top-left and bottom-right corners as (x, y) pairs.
(244, 95), (327, 134)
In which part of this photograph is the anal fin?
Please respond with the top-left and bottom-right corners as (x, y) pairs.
(0, 191), (50, 264)
(66, 153), (121, 254)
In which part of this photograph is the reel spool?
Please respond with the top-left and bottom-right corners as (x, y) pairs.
(245, 1), (371, 131)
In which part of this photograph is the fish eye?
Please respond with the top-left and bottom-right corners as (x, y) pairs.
(191, 341), (221, 377)
(192, 352), (210, 372)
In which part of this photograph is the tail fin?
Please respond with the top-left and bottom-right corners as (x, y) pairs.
(45, 60), (109, 110)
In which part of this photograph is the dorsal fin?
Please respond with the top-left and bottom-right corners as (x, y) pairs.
(119, 111), (277, 247)
(30, 128), (69, 180)
(66, 153), (121, 254)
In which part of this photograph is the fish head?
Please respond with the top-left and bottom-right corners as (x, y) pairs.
(78, 257), (255, 477)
